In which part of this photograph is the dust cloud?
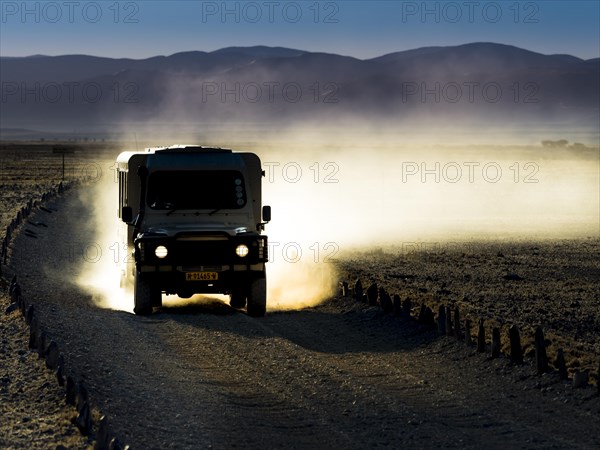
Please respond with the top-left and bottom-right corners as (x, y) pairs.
(74, 163), (135, 313)
(256, 131), (597, 309)
(250, 127), (599, 243)
(75, 126), (599, 313)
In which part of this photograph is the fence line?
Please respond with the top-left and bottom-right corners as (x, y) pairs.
(340, 279), (599, 391)
(2, 181), (129, 449)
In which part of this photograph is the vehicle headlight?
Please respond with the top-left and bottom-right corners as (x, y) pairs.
(235, 244), (249, 257)
(155, 245), (168, 258)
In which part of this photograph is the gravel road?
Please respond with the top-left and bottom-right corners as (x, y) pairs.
(7, 190), (600, 449)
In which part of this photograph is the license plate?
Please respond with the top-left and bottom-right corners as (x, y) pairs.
(186, 272), (218, 281)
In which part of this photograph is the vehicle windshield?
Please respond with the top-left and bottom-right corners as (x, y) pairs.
(147, 170), (247, 210)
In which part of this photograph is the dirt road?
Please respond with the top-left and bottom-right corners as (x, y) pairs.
(8, 190), (600, 449)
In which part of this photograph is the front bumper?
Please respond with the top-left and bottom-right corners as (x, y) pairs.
(134, 232), (267, 293)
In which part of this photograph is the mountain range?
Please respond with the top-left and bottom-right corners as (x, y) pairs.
(1, 43), (598, 133)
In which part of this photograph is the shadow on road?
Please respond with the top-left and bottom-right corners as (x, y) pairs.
(157, 295), (439, 355)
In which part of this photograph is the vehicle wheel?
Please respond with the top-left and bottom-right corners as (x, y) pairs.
(134, 272), (159, 315)
(230, 287), (247, 309)
(151, 290), (163, 307)
(246, 275), (266, 317)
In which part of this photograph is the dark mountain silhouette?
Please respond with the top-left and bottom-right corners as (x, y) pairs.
(1, 42), (598, 131)
(372, 43), (586, 72)
(212, 46), (306, 58)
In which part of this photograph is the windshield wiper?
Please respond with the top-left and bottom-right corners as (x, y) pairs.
(166, 204), (178, 216)
(166, 207), (223, 216)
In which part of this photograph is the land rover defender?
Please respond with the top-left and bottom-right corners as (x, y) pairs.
(116, 145), (270, 316)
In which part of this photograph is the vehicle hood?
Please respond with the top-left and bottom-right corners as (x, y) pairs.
(143, 223), (255, 238)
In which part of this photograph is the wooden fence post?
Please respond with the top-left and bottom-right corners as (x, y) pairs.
(555, 348), (568, 380)
(535, 326), (549, 374)
(366, 283), (378, 306)
(573, 371), (589, 389)
(445, 306), (453, 336)
(354, 279), (363, 302)
(437, 305), (446, 334)
(379, 287), (393, 313)
(453, 306), (462, 340)
(424, 307), (435, 327)
(509, 325), (523, 364)
(464, 319), (472, 346)
(491, 327), (501, 358)
(477, 319), (486, 353)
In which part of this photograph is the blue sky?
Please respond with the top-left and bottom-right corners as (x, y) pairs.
(1, 1), (599, 59)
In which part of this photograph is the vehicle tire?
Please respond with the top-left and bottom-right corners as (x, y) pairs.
(230, 287), (247, 309)
(134, 271), (158, 315)
(246, 275), (266, 317)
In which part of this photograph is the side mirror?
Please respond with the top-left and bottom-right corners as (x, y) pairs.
(122, 206), (133, 223)
(262, 205), (271, 223)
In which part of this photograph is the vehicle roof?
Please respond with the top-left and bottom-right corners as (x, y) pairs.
(147, 145), (233, 153)
(116, 145), (234, 167)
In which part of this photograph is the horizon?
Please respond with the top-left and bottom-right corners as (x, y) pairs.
(1, 2), (599, 60)
(2, 41), (600, 61)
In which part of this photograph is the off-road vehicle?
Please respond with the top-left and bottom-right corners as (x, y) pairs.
(116, 145), (270, 316)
